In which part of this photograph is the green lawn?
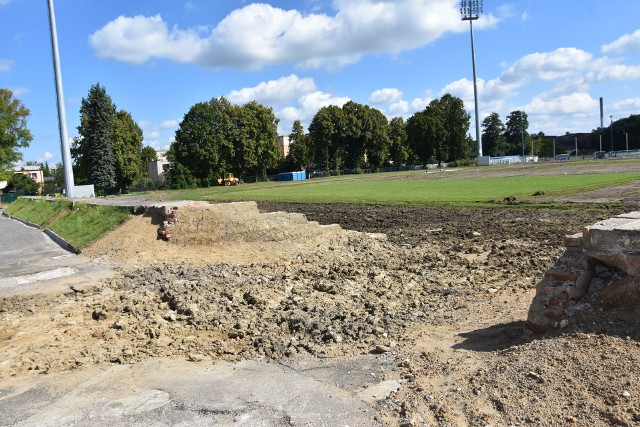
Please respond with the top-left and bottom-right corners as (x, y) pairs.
(159, 171), (640, 206)
(4, 198), (131, 249)
(48, 204), (131, 248)
(4, 198), (72, 225)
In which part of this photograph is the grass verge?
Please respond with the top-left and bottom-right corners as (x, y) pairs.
(4, 198), (131, 249)
(4, 198), (72, 225)
(48, 204), (131, 249)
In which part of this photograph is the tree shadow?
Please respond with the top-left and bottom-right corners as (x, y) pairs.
(453, 321), (533, 352)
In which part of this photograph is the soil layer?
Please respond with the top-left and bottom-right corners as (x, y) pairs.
(2, 200), (640, 426)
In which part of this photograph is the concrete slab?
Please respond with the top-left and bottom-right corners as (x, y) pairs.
(0, 357), (386, 426)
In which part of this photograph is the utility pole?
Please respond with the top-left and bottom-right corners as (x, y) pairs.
(461, 0), (483, 159)
(47, 0), (74, 197)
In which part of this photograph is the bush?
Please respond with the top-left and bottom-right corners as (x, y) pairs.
(448, 159), (476, 168)
(167, 163), (198, 189)
(6, 174), (40, 195)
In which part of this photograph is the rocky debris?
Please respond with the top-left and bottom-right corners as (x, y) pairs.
(3, 201), (639, 427)
(527, 212), (640, 333)
(157, 206), (178, 240)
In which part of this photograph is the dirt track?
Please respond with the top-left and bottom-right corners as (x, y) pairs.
(3, 161), (640, 426)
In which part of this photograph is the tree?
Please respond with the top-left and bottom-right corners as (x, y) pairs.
(0, 89), (32, 180)
(431, 94), (470, 162)
(504, 110), (530, 156)
(170, 97), (281, 185)
(407, 102), (447, 166)
(308, 105), (346, 171)
(113, 110), (143, 191)
(387, 117), (410, 166)
(481, 112), (507, 156)
(363, 106), (390, 170)
(171, 97), (235, 186)
(7, 173), (39, 195)
(73, 83), (117, 194)
(140, 146), (157, 177)
(287, 120), (310, 170)
(235, 101), (282, 181)
(532, 132), (554, 158)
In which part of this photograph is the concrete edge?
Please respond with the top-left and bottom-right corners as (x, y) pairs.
(43, 228), (81, 254)
(2, 211), (41, 229)
(2, 210), (80, 255)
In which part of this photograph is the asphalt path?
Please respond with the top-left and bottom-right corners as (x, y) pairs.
(0, 211), (112, 295)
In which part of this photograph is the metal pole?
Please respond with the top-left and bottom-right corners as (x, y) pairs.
(599, 134), (602, 152)
(521, 115), (524, 157)
(531, 134), (534, 156)
(610, 116), (614, 152)
(47, 0), (74, 197)
(553, 139), (556, 158)
(575, 136), (578, 157)
(469, 19), (482, 158)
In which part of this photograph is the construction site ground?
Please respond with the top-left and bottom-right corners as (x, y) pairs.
(3, 161), (640, 426)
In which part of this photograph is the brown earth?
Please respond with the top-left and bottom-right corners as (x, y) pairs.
(3, 168), (640, 425)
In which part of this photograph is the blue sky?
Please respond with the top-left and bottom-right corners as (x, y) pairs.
(1, 0), (639, 165)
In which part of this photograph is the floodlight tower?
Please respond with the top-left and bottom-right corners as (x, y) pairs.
(461, 0), (483, 158)
(47, 0), (75, 197)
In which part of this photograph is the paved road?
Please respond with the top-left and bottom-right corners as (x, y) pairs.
(0, 212), (113, 295)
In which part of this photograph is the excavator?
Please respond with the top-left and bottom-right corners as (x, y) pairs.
(217, 173), (240, 186)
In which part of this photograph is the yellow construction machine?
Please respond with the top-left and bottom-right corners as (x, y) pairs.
(217, 173), (240, 186)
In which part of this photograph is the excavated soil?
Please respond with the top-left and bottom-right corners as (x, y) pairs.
(3, 200), (640, 426)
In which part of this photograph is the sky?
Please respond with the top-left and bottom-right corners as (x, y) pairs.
(1, 0), (640, 166)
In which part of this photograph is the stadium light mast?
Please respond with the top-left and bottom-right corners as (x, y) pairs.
(461, 0), (483, 158)
(47, 0), (75, 197)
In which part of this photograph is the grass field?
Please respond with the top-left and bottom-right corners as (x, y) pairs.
(158, 169), (640, 206)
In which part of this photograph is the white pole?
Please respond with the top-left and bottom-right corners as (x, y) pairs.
(626, 132), (629, 151)
(599, 134), (602, 152)
(47, 0), (75, 197)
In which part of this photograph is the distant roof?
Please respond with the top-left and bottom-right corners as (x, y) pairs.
(14, 166), (41, 171)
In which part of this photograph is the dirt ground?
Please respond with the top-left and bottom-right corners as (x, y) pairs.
(3, 163), (640, 426)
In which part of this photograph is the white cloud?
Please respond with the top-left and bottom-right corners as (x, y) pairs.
(159, 119), (179, 129)
(523, 93), (598, 115)
(9, 86), (29, 96)
(277, 90), (350, 134)
(227, 75), (317, 105)
(602, 29), (640, 54)
(0, 59), (14, 73)
(593, 64), (640, 81)
(139, 119), (179, 150)
(388, 100), (409, 116)
(89, 15), (205, 64)
(500, 48), (593, 84)
(369, 88), (403, 105)
(90, 1), (499, 70)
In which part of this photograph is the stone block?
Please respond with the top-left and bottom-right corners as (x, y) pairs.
(564, 233), (583, 248)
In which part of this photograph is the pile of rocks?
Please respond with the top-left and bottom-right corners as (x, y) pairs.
(157, 207), (178, 240)
(527, 212), (640, 333)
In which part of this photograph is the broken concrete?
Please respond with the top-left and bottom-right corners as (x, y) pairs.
(527, 211), (640, 333)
